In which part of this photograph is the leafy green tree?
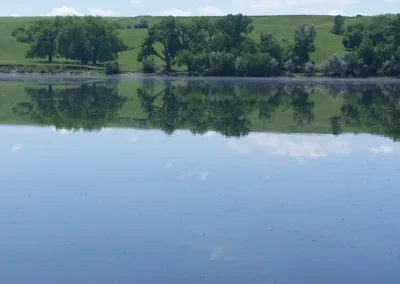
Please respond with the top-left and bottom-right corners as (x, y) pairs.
(85, 16), (127, 65)
(235, 52), (280, 77)
(57, 17), (90, 64)
(213, 14), (254, 53)
(342, 23), (364, 49)
(293, 24), (317, 63)
(57, 16), (126, 65)
(387, 14), (400, 49)
(259, 32), (282, 63)
(138, 17), (182, 72)
(356, 39), (378, 74)
(133, 17), (149, 29)
(25, 18), (62, 62)
(332, 15), (345, 35)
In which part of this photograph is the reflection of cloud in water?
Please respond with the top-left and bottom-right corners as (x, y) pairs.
(177, 171), (210, 180)
(210, 246), (235, 261)
(166, 160), (175, 168)
(203, 131), (218, 137)
(227, 133), (349, 159)
(370, 145), (397, 154)
(200, 172), (209, 181)
(10, 144), (23, 153)
(131, 136), (139, 143)
(52, 127), (72, 135)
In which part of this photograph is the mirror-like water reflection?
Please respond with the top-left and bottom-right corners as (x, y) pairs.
(1, 78), (400, 284)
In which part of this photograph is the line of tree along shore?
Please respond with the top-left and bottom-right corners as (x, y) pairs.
(10, 13), (400, 77)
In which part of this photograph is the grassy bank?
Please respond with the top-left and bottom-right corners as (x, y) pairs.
(0, 15), (372, 73)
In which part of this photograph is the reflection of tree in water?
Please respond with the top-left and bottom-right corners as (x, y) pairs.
(136, 81), (316, 137)
(13, 83), (126, 131)
(339, 84), (400, 141)
(290, 85), (314, 126)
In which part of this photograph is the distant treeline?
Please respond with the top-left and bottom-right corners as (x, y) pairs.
(10, 13), (400, 77)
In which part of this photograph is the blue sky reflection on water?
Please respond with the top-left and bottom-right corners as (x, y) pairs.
(1, 125), (400, 284)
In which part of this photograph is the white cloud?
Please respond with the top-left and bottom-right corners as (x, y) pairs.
(49, 6), (83, 16)
(89, 8), (119, 16)
(232, 0), (358, 15)
(131, 0), (141, 5)
(11, 144), (23, 153)
(131, 136), (139, 143)
(227, 133), (349, 159)
(10, 13), (20, 17)
(370, 145), (395, 154)
(198, 6), (224, 15)
(328, 9), (346, 15)
(200, 172), (209, 181)
(163, 9), (192, 16)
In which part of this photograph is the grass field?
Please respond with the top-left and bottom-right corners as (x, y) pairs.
(0, 15), (373, 72)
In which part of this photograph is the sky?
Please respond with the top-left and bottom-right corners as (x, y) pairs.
(2, 0), (400, 17)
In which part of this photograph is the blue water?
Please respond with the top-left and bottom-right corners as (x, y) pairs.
(1, 124), (400, 284)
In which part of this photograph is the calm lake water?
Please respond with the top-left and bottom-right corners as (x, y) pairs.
(1, 77), (400, 284)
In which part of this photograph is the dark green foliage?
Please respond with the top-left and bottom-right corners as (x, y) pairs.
(213, 14), (254, 53)
(137, 17), (182, 72)
(332, 15), (345, 35)
(23, 16), (127, 65)
(11, 27), (33, 43)
(342, 23), (364, 49)
(259, 32), (282, 63)
(142, 57), (158, 73)
(111, 21), (124, 30)
(59, 16), (126, 65)
(175, 50), (205, 74)
(133, 17), (149, 29)
(293, 24), (317, 63)
(104, 61), (121, 74)
(235, 52), (280, 77)
(206, 51), (236, 76)
(25, 18), (63, 62)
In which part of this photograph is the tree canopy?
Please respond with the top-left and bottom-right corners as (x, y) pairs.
(22, 16), (126, 64)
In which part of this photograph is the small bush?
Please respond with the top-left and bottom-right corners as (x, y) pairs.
(382, 56), (400, 75)
(104, 61), (121, 75)
(206, 51), (236, 76)
(111, 21), (124, 30)
(235, 52), (280, 77)
(321, 55), (348, 77)
(284, 59), (295, 75)
(133, 17), (149, 29)
(304, 61), (315, 77)
(142, 57), (157, 73)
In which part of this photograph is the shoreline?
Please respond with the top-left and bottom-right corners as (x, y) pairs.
(1, 72), (400, 84)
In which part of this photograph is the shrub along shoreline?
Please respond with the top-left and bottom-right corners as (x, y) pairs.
(4, 13), (400, 78)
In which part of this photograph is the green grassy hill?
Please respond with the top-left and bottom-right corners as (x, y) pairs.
(0, 15), (373, 72)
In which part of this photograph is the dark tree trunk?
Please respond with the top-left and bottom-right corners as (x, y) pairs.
(48, 53), (53, 63)
(165, 55), (171, 73)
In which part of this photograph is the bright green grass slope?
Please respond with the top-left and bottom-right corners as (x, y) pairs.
(0, 15), (373, 72)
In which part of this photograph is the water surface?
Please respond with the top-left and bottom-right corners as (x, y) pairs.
(1, 78), (400, 284)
